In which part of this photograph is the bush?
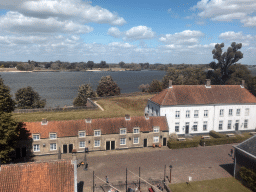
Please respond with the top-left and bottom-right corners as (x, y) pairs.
(239, 167), (256, 192)
(167, 139), (199, 149)
(199, 135), (252, 146)
(209, 130), (226, 138)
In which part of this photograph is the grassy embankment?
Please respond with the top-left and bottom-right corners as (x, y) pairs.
(12, 94), (155, 122)
(169, 177), (252, 192)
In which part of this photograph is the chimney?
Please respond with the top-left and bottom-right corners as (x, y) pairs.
(41, 118), (48, 125)
(169, 80), (173, 88)
(125, 114), (131, 120)
(85, 118), (92, 123)
(205, 79), (211, 88)
(145, 113), (149, 120)
(241, 80), (245, 88)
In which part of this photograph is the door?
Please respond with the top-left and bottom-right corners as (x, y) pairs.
(185, 122), (189, 134)
(111, 141), (115, 150)
(22, 147), (26, 157)
(163, 138), (167, 146)
(16, 148), (20, 159)
(144, 139), (147, 147)
(69, 144), (73, 153)
(106, 141), (110, 150)
(235, 120), (239, 131)
(63, 144), (67, 153)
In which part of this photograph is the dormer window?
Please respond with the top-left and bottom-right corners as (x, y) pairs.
(153, 127), (159, 133)
(78, 131), (86, 138)
(49, 133), (57, 139)
(33, 134), (40, 140)
(125, 114), (131, 120)
(120, 128), (126, 135)
(41, 118), (48, 125)
(94, 130), (101, 136)
(133, 128), (139, 134)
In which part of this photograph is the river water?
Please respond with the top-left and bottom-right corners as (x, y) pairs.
(0, 71), (165, 107)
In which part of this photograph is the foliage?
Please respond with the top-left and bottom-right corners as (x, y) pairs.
(167, 139), (199, 149)
(148, 79), (163, 93)
(138, 84), (149, 92)
(73, 84), (96, 107)
(209, 130), (226, 138)
(199, 135), (252, 146)
(87, 61), (94, 69)
(96, 76), (121, 97)
(119, 61), (125, 68)
(0, 77), (16, 113)
(239, 167), (256, 192)
(15, 86), (46, 109)
(209, 42), (243, 84)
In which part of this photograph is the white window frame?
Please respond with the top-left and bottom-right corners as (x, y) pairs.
(78, 131), (86, 138)
(186, 110), (190, 118)
(120, 138), (126, 145)
(94, 140), (100, 147)
(245, 108), (249, 116)
(236, 109), (240, 116)
(193, 122), (198, 131)
(219, 121), (223, 130)
(219, 109), (224, 117)
(33, 134), (40, 140)
(204, 110), (208, 117)
(194, 110), (199, 118)
(79, 141), (85, 148)
(33, 144), (40, 152)
(203, 121), (207, 131)
(133, 128), (140, 134)
(133, 137), (139, 144)
(175, 111), (180, 119)
(175, 122), (179, 132)
(49, 133), (57, 139)
(153, 127), (159, 133)
(244, 119), (248, 128)
(228, 120), (232, 129)
(229, 109), (233, 116)
(94, 130), (101, 137)
(120, 128), (127, 135)
(50, 143), (57, 151)
(153, 136), (159, 143)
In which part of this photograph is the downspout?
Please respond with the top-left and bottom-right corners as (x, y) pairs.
(234, 151), (236, 178)
(213, 105), (215, 131)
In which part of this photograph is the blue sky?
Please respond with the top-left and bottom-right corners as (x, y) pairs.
(0, 0), (255, 64)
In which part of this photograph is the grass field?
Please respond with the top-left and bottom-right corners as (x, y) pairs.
(12, 94), (155, 122)
(169, 177), (252, 192)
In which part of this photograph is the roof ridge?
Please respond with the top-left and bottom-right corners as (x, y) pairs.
(162, 88), (170, 106)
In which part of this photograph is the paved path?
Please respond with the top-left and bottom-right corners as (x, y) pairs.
(94, 101), (104, 111)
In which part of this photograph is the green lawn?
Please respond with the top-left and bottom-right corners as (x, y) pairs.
(12, 94), (155, 122)
(169, 177), (252, 192)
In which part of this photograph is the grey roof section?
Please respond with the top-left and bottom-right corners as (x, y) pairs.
(234, 135), (256, 159)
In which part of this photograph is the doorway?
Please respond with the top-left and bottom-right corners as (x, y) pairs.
(185, 122), (189, 134)
(106, 141), (110, 150)
(63, 144), (67, 153)
(69, 144), (73, 153)
(111, 141), (115, 150)
(235, 120), (239, 131)
(21, 147), (26, 157)
(106, 141), (115, 150)
(163, 138), (167, 146)
(144, 139), (147, 147)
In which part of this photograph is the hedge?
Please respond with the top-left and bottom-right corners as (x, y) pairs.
(167, 140), (199, 149)
(199, 135), (252, 146)
(209, 130), (226, 138)
(239, 167), (256, 192)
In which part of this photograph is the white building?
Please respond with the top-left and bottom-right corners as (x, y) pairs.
(145, 80), (256, 135)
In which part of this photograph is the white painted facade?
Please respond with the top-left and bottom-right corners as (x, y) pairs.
(145, 101), (256, 135)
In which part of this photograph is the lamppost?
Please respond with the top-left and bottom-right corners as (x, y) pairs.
(169, 165), (173, 183)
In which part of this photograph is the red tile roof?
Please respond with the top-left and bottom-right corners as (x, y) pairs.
(0, 160), (74, 192)
(25, 116), (168, 138)
(150, 85), (256, 106)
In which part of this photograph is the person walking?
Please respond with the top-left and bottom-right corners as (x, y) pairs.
(106, 176), (109, 183)
(230, 149), (233, 157)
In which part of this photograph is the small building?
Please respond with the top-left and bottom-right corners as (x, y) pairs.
(0, 159), (77, 192)
(233, 134), (256, 178)
(21, 114), (169, 156)
(145, 80), (256, 135)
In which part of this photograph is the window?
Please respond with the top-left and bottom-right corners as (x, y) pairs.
(33, 144), (40, 152)
(120, 138), (126, 145)
(219, 109), (224, 117)
(79, 141), (85, 148)
(78, 131), (86, 138)
(153, 136), (159, 143)
(244, 119), (248, 128)
(120, 128), (126, 135)
(133, 137), (139, 144)
(186, 110), (190, 118)
(50, 143), (57, 151)
(203, 121), (207, 131)
(204, 110), (208, 117)
(175, 111), (180, 119)
(229, 109), (233, 116)
(236, 109), (240, 116)
(33, 134), (40, 140)
(245, 108), (249, 116)
(94, 130), (101, 136)
(50, 133), (57, 139)
(194, 110), (199, 118)
(133, 128), (139, 134)
(228, 120), (232, 129)
(175, 123), (179, 132)
(219, 121), (223, 130)
(193, 122), (198, 131)
(94, 140), (100, 147)
(153, 127), (159, 133)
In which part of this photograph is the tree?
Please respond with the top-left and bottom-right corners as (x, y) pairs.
(148, 79), (163, 93)
(73, 84), (96, 107)
(210, 42), (243, 84)
(119, 61), (125, 68)
(138, 84), (149, 92)
(99, 61), (107, 68)
(15, 86), (46, 109)
(87, 61), (94, 70)
(96, 76), (121, 97)
(0, 77), (15, 113)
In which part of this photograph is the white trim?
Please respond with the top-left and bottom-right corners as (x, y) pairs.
(133, 128), (140, 134)
(33, 144), (40, 152)
(94, 140), (100, 147)
(50, 143), (57, 151)
(78, 131), (86, 138)
(120, 128), (127, 135)
(49, 133), (57, 139)
(133, 137), (139, 144)
(32, 134), (40, 141)
(94, 130), (101, 137)
(79, 141), (86, 148)
(120, 138), (126, 145)
(153, 127), (159, 133)
(153, 136), (159, 143)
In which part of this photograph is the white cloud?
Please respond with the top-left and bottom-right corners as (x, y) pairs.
(124, 26), (155, 40)
(108, 42), (135, 48)
(192, 0), (256, 27)
(219, 31), (256, 46)
(108, 27), (122, 38)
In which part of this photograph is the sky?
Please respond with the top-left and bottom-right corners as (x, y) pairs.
(0, 0), (255, 65)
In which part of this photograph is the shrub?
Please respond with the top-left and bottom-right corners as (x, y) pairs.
(167, 139), (199, 149)
(239, 167), (256, 192)
(200, 135), (252, 146)
(209, 130), (226, 138)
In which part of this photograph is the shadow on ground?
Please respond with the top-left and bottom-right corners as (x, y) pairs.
(219, 163), (234, 176)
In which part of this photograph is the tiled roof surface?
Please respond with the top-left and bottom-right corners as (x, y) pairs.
(25, 116), (168, 138)
(0, 160), (74, 192)
(235, 135), (256, 158)
(150, 85), (256, 106)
